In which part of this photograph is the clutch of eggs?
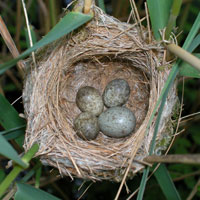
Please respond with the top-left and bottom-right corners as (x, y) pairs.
(74, 79), (136, 139)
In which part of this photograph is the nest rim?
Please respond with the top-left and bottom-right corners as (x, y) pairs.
(23, 6), (178, 182)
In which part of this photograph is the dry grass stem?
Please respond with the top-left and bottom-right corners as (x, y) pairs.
(84, 0), (93, 14)
(173, 170), (200, 182)
(186, 178), (200, 200)
(21, 0), (37, 68)
(181, 111), (200, 120)
(167, 43), (200, 71)
(0, 16), (24, 76)
(144, 154), (200, 164)
(78, 183), (93, 200)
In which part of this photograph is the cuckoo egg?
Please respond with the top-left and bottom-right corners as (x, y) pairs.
(76, 86), (104, 116)
(98, 106), (136, 138)
(103, 79), (130, 107)
(74, 112), (99, 140)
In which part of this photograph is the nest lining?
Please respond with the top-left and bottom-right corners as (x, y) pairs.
(23, 6), (178, 181)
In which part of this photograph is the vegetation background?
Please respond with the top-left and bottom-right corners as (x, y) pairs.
(0, 0), (199, 199)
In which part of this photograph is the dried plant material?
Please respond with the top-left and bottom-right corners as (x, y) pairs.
(23, 6), (178, 181)
(0, 16), (25, 76)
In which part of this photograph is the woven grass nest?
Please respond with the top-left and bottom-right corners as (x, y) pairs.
(23, 6), (178, 182)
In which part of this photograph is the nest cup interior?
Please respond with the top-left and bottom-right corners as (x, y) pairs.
(64, 58), (149, 130)
(23, 7), (168, 181)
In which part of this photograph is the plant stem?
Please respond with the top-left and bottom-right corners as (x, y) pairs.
(84, 0), (93, 14)
(22, 162), (42, 183)
(22, 143), (39, 163)
(186, 178), (200, 200)
(165, 0), (182, 40)
(0, 166), (22, 198)
(35, 166), (42, 188)
(167, 43), (200, 71)
(137, 63), (179, 200)
(0, 16), (25, 77)
(49, 0), (57, 27)
(144, 154), (200, 164)
(0, 143), (39, 198)
(98, 0), (106, 12)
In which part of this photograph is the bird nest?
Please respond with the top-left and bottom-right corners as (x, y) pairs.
(23, 6), (178, 181)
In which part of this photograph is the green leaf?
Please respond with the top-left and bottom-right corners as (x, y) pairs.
(0, 170), (5, 184)
(0, 94), (25, 130)
(0, 134), (27, 167)
(136, 167), (150, 200)
(179, 54), (200, 78)
(182, 13), (200, 50)
(24, 25), (37, 48)
(147, 0), (173, 40)
(0, 94), (25, 147)
(0, 143), (39, 198)
(0, 12), (92, 75)
(165, 0), (182, 39)
(154, 164), (181, 200)
(136, 62), (180, 200)
(15, 183), (61, 200)
(190, 124), (200, 145)
(0, 94), (27, 168)
(49, 0), (57, 27)
(178, 14), (200, 77)
(173, 138), (191, 154)
(137, 10), (200, 200)
(184, 176), (196, 190)
(35, 166), (42, 188)
(21, 161), (42, 183)
(98, 0), (106, 12)
(187, 34), (200, 52)
(0, 125), (26, 140)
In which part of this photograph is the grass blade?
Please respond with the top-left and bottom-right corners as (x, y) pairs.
(0, 94), (25, 130)
(35, 165), (42, 188)
(21, 162), (42, 183)
(0, 143), (39, 198)
(147, 0), (173, 40)
(0, 12), (92, 74)
(0, 94), (27, 167)
(137, 7), (200, 200)
(0, 93), (25, 147)
(165, 0), (182, 40)
(24, 26), (37, 48)
(182, 12), (200, 50)
(0, 170), (5, 184)
(178, 15), (200, 77)
(136, 62), (180, 200)
(187, 34), (200, 52)
(15, 182), (61, 200)
(98, 0), (106, 12)
(49, 0), (57, 27)
(0, 125), (26, 140)
(136, 167), (150, 200)
(179, 54), (200, 78)
(154, 164), (181, 200)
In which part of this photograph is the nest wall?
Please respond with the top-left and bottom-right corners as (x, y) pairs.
(23, 7), (178, 181)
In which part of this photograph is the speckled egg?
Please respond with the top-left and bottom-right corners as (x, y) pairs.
(103, 79), (130, 107)
(76, 86), (104, 116)
(74, 112), (99, 140)
(98, 106), (136, 138)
